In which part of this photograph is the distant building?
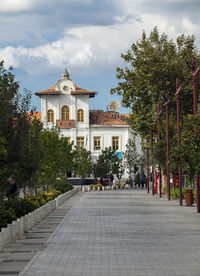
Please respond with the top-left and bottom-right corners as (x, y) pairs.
(35, 69), (142, 178)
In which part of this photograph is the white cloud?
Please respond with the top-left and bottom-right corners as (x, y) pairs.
(0, 4), (199, 77)
(0, 0), (33, 12)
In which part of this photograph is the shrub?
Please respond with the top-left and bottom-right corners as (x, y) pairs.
(0, 206), (16, 230)
(96, 184), (102, 190)
(26, 189), (61, 208)
(170, 188), (179, 200)
(116, 183), (122, 189)
(192, 189), (196, 202)
(3, 198), (36, 218)
(94, 184), (98, 190)
(90, 184), (94, 190)
(0, 189), (62, 229)
(52, 178), (73, 193)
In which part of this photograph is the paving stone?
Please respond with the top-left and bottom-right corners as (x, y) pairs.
(16, 190), (200, 276)
(2, 190), (200, 275)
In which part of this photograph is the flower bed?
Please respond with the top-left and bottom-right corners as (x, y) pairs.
(0, 187), (80, 252)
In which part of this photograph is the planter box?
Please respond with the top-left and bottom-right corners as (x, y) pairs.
(185, 189), (194, 206)
(0, 187), (80, 252)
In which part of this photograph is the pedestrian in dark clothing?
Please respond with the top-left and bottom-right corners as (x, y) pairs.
(6, 177), (18, 198)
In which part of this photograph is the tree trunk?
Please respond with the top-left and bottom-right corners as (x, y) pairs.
(161, 169), (167, 192)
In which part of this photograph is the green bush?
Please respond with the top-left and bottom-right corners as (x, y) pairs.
(0, 206), (16, 230)
(0, 189), (62, 230)
(90, 184), (94, 190)
(26, 189), (61, 208)
(3, 198), (36, 218)
(170, 188), (179, 200)
(192, 189), (196, 202)
(52, 178), (73, 193)
(96, 184), (102, 190)
(162, 186), (186, 198)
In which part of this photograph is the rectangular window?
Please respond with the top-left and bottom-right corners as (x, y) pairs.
(77, 136), (85, 148)
(94, 136), (101, 150)
(112, 136), (119, 150)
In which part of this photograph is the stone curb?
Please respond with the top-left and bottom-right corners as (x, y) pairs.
(0, 187), (80, 252)
(81, 184), (147, 192)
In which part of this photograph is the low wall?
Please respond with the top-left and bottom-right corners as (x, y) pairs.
(0, 187), (80, 252)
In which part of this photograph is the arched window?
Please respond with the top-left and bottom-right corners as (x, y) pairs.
(47, 109), (54, 122)
(77, 109), (84, 122)
(61, 105), (70, 120)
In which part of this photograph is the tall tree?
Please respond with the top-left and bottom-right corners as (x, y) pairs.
(96, 147), (120, 182)
(111, 27), (200, 188)
(123, 138), (139, 180)
(35, 128), (61, 190)
(73, 147), (92, 186)
(0, 61), (34, 193)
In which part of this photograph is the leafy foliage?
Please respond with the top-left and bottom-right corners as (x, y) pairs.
(0, 206), (16, 229)
(123, 138), (139, 179)
(52, 178), (73, 193)
(3, 198), (36, 218)
(73, 147), (92, 186)
(111, 27), (200, 181)
(95, 147), (121, 179)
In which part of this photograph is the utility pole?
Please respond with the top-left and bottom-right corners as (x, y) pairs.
(158, 104), (163, 197)
(163, 94), (171, 201)
(192, 57), (200, 213)
(175, 78), (182, 206)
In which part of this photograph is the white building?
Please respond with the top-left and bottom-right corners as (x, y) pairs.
(35, 69), (142, 177)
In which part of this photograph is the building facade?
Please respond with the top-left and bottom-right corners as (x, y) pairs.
(36, 69), (142, 177)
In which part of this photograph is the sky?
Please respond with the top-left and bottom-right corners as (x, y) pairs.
(0, 0), (200, 113)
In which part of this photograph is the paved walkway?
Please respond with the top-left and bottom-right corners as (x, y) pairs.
(1, 190), (200, 276)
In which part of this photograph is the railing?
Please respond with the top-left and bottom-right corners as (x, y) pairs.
(56, 120), (76, 129)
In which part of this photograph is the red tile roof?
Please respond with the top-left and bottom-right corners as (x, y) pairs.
(27, 112), (42, 121)
(89, 111), (128, 125)
(35, 83), (60, 96)
(35, 82), (96, 97)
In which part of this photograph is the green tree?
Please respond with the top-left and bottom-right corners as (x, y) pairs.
(59, 137), (74, 177)
(96, 147), (120, 183)
(123, 138), (139, 180)
(17, 116), (43, 194)
(0, 61), (36, 195)
(35, 128), (61, 190)
(73, 147), (92, 186)
(111, 27), (200, 189)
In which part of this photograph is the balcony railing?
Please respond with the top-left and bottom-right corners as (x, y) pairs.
(56, 120), (76, 129)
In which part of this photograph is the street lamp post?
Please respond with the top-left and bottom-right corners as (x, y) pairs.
(163, 94), (171, 201)
(175, 78), (182, 206)
(150, 126), (154, 195)
(192, 57), (200, 213)
(158, 104), (163, 197)
(146, 141), (149, 194)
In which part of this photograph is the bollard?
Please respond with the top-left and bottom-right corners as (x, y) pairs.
(30, 213), (34, 229)
(0, 231), (5, 251)
(1, 228), (8, 247)
(16, 219), (20, 239)
(55, 198), (59, 208)
(98, 186), (100, 191)
(88, 187), (90, 192)
(11, 222), (16, 243)
(82, 186), (85, 192)
(20, 216), (25, 237)
(102, 186), (104, 191)
(24, 214), (29, 233)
